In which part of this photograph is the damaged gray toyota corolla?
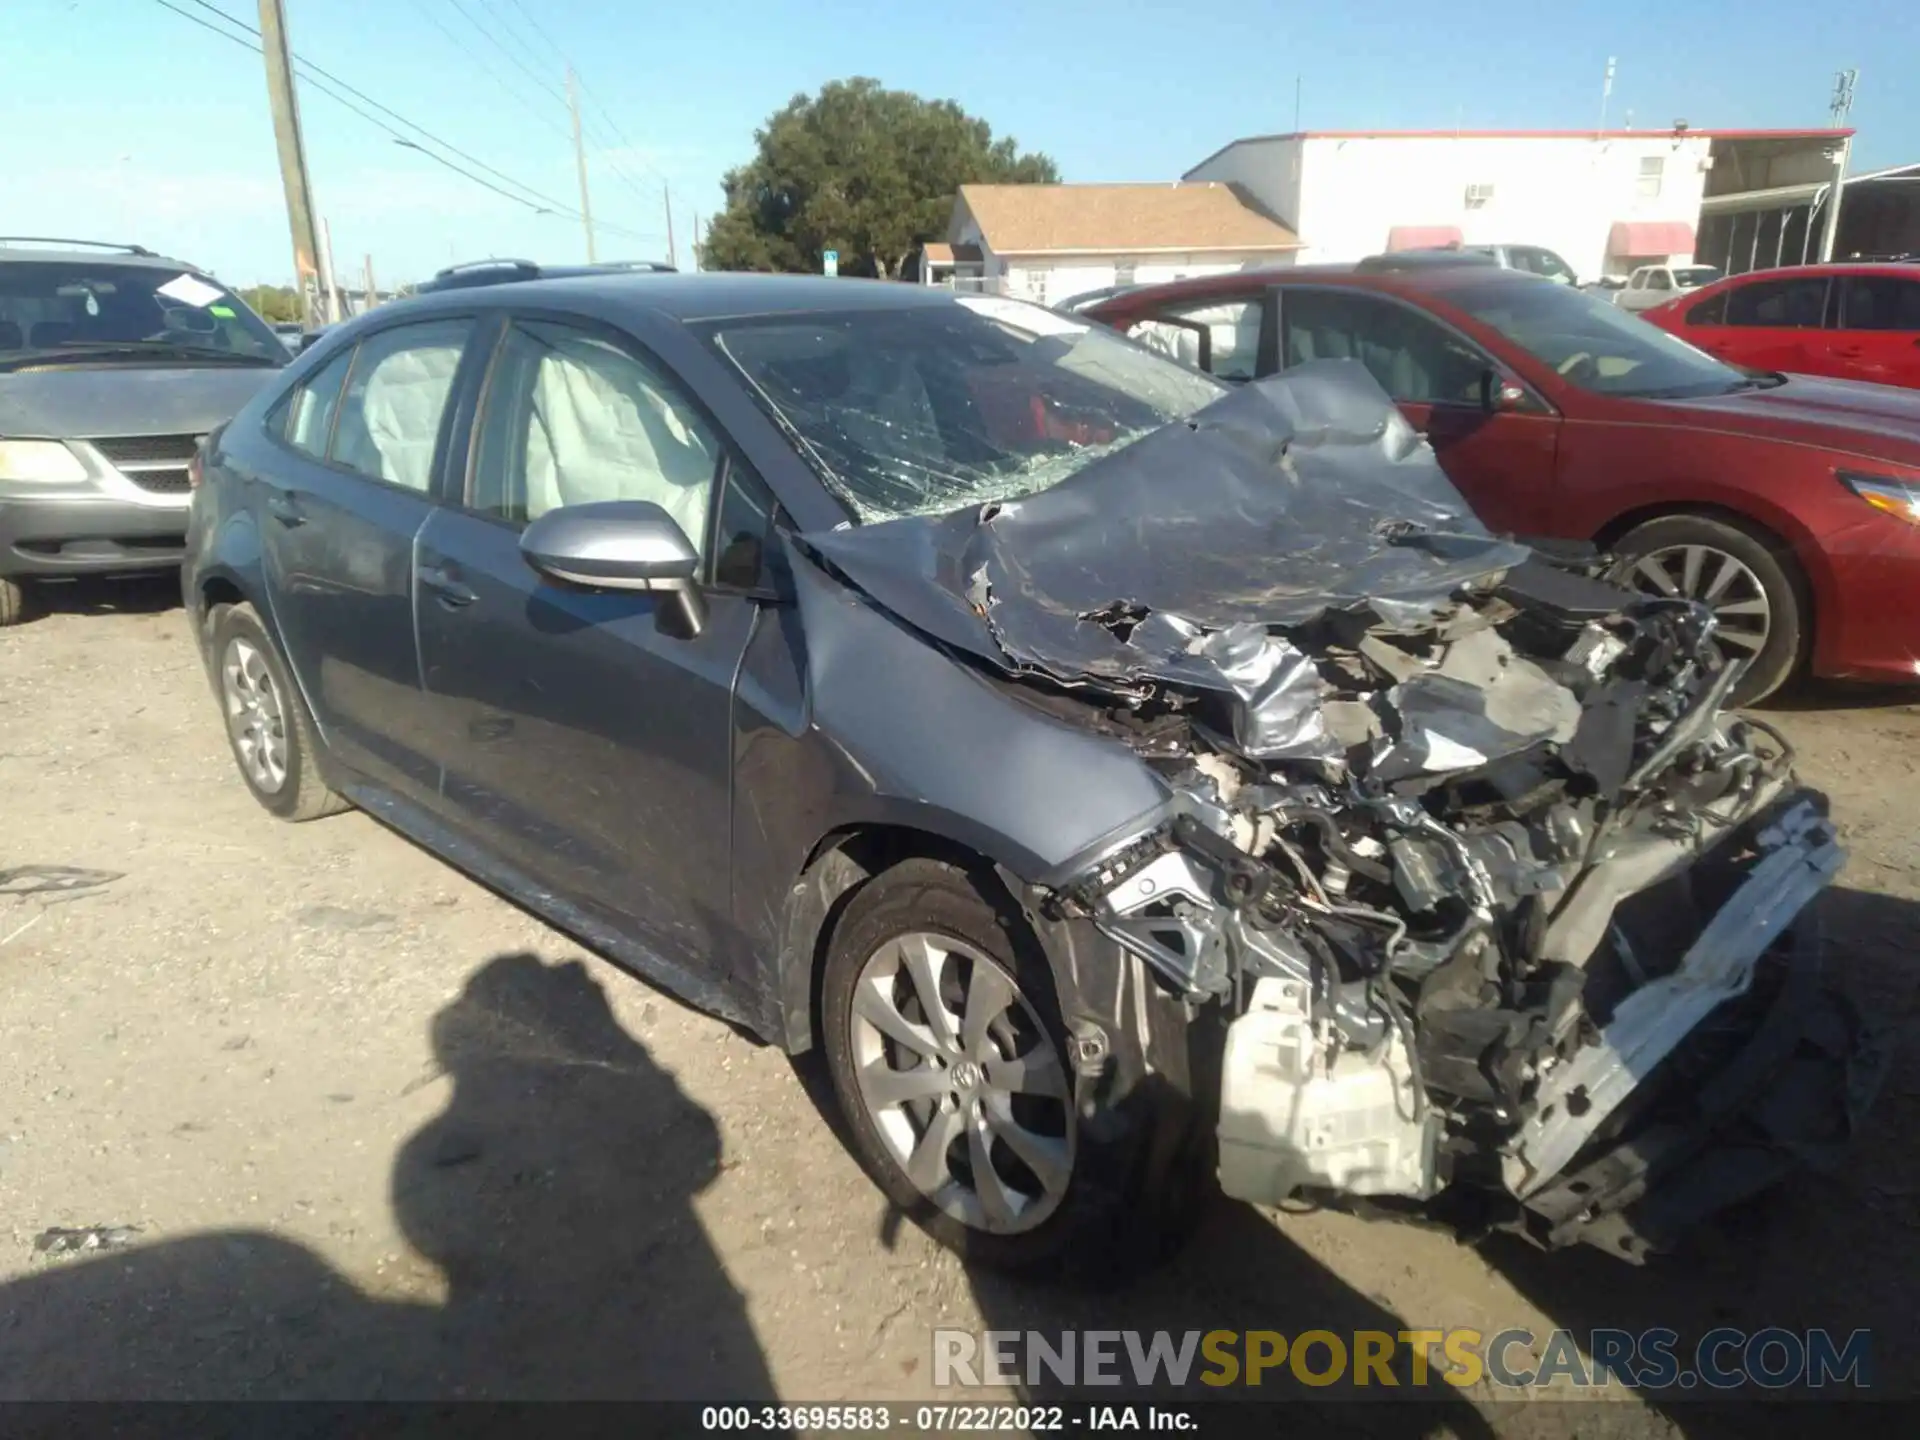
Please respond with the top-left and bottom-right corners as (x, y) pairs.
(189, 280), (1884, 1282)
(793, 361), (1882, 1272)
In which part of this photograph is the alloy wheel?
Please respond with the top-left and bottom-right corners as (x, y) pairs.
(1622, 544), (1772, 661)
(848, 932), (1074, 1235)
(221, 637), (289, 794)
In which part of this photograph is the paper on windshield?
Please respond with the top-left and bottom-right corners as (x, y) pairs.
(156, 273), (225, 308)
(956, 294), (1087, 338)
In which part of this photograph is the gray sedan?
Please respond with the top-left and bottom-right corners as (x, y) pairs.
(183, 273), (1872, 1276)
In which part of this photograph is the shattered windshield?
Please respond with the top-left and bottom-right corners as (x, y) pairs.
(708, 296), (1224, 522)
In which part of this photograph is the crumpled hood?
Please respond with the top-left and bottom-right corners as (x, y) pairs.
(0, 365), (279, 440)
(797, 361), (1532, 718)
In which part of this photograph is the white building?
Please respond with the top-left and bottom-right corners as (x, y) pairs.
(922, 182), (1302, 304)
(1185, 128), (1853, 281)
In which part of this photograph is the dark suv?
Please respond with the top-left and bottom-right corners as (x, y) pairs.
(0, 238), (284, 623)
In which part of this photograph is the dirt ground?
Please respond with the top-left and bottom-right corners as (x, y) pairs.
(3, 577), (1917, 1433)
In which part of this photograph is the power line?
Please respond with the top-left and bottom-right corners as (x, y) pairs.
(441, 0), (673, 223)
(442, 0), (566, 106)
(175, 0), (571, 215)
(150, 0), (658, 243)
(500, 0), (571, 67)
(402, 0), (572, 142)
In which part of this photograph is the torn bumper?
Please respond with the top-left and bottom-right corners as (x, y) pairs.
(1504, 800), (1891, 1259)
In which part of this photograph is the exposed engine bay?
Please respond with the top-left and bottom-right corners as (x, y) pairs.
(1056, 562), (1858, 1258)
(797, 361), (1883, 1261)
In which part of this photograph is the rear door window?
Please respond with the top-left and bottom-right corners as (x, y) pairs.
(1724, 276), (1829, 328)
(1687, 292), (1729, 325)
(1837, 275), (1920, 330)
(280, 346), (356, 458)
(328, 318), (472, 492)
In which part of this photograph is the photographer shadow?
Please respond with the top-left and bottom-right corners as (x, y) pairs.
(0, 951), (775, 1402)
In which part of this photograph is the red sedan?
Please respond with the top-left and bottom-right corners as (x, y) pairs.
(1086, 262), (1920, 702)
(1641, 262), (1920, 391)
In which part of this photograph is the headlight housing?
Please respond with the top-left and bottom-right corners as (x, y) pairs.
(1839, 470), (1920, 528)
(0, 439), (89, 486)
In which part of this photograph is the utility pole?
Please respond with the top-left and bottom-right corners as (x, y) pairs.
(664, 183), (677, 270)
(1820, 70), (1858, 263)
(363, 254), (377, 312)
(691, 211), (700, 271)
(318, 216), (343, 324)
(567, 66), (596, 263)
(257, 0), (324, 326)
(1599, 57), (1616, 133)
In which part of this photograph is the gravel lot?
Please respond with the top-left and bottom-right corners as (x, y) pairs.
(3, 577), (1917, 1432)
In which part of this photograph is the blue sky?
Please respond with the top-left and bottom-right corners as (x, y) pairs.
(2, 0), (1911, 288)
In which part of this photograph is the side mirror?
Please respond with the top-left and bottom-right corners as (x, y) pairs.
(1481, 370), (1528, 413)
(520, 500), (708, 636)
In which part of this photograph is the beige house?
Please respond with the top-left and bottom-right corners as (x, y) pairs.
(920, 182), (1303, 306)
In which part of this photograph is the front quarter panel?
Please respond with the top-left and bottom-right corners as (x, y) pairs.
(1555, 417), (1920, 680)
(730, 550), (1173, 1037)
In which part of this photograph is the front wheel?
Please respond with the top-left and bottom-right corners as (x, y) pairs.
(0, 576), (26, 627)
(1609, 513), (1807, 705)
(820, 858), (1199, 1280)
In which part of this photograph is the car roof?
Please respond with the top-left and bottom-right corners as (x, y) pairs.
(380, 271), (968, 325)
(415, 257), (678, 293)
(1713, 262), (1920, 281)
(1087, 261), (1547, 315)
(0, 239), (203, 272)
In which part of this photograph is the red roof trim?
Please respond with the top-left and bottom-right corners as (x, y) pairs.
(1208, 127), (1852, 143)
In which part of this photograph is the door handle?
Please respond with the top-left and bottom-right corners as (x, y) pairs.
(420, 563), (478, 608)
(265, 493), (304, 527)
(1832, 346), (1865, 358)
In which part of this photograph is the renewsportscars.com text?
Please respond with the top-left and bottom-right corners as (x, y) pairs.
(933, 1327), (1873, 1392)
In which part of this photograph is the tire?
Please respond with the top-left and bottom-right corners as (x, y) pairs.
(821, 857), (1198, 1281)
(0, 576), (27, 627)
(209, 602), (347, 821)
(1609, 513), (1808, 705)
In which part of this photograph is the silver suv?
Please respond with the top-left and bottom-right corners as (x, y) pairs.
(0, 238), (284, 624)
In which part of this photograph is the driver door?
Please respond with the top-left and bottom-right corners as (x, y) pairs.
(1275, 286), (1560, 536)
(411, 315), (756, 976)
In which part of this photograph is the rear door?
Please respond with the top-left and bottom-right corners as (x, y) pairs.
(256, 316), (477, 803)
(1708, 273), (1833, 375)
(1274, 285), (1560, 535)
(411, 313), (759, 974)
(1827, 273), (1920, 387)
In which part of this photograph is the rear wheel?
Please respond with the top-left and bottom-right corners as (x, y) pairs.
(0, 577), (26, 627)
(1609, 513), (1806, 705)
(210, 603), (347, 821)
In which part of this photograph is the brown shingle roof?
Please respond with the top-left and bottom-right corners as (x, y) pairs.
(956, 182), (1300, 254)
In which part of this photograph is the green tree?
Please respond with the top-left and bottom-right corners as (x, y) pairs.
(237, 284), (301, 324)
(701, 78), (1058, 279)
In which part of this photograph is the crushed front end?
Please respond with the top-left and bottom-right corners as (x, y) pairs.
(802, 362), (1887, 1261)
(1055, 567), (1881, 1259)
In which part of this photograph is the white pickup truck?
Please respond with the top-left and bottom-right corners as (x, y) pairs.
(1613, 262), (1722, 312)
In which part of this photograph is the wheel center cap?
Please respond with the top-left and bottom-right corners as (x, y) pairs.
(950, 1060), (983, 1092)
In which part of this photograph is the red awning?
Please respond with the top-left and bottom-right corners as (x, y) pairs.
(1385, 225), (1465, 252)
(1608, 221), (1696, 256)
